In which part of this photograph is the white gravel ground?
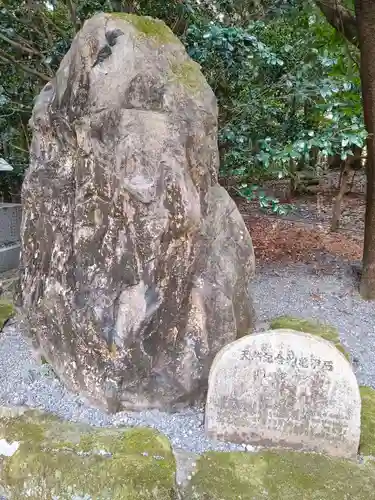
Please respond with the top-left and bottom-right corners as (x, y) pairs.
(253, 262), (375, 388)
(0, 261), (372, 453)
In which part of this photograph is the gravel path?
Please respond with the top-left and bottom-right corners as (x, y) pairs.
(0, 324), (247, 454)
(0, 261), (373, 454)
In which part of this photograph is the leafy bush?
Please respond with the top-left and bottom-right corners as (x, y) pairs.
(183, 4), (365, 212)
(0, 0), (366, 214)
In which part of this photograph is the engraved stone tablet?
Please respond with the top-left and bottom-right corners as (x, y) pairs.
(205, 329), (361, 458)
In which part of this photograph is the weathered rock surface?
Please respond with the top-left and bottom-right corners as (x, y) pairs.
(205, 329), (361, 459)
(19, 13), (255, 412)
(0, 407), (176, 499)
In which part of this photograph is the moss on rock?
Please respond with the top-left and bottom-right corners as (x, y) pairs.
(169, 60), (204, 93)
(184, 450), (375, 499)
(108, 13), (205, 94)
(109, 13), (177, 45)
(0, 300), (14, 330)
(0, 408), (176, 499)
(270, 316), (349, 359)
(359, 386), (375, 457)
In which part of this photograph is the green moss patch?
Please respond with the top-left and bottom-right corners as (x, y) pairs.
(270, 316), (349, 360)
(184, 450), (375, 499)
(0, 300), (14, 330)
(0, 409), (176, 499)
(109, 13), (177, 45)
(359, 386), (375, 457)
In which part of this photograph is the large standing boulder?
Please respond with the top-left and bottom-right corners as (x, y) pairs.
(19, 13), (255, 412)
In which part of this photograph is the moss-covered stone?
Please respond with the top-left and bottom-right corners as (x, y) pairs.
(184, 450), (375, 499)
(269, 316), (349, 360)
(0, 300), (14, 330)
(0, 408), (176, 499)
(359, 386), (375, 457)
(109, 13), (177, 45)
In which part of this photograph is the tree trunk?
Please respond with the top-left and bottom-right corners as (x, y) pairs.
(355, 0), (375, 299)
(331, 162), (350, 231)
(347, 170), (357, 193)
(316, 1), (358, 46)
(345, 145), (363, 193)
(289, 159), (298, 196)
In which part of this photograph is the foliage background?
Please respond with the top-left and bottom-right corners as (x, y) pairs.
(0, 0), (365, 211)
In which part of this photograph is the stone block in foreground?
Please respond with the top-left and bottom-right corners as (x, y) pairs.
(0, 407), (176, 499)
(183, 449), (375, 500)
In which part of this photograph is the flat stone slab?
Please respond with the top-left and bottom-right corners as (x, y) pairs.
(205, 329), (361, 459)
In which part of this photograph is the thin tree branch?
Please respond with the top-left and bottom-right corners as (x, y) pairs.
(0, 51), (51, 82)
(40, 13), (54, 47)
(15, 33), (39, 52)
(343, 36), (360, 69)
(20, 118), (30, 150)
(11, 144), (29, 154)
(0, 32), (41, 56)
(16, 13), (49, 40)
(41, 12), (68, 37)
(316, 0), (358, 47)
(65, 0), (80, 33)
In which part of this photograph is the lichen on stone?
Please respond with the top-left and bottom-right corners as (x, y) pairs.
(109, 13), (178, 45)
(0, 300), (14, 330)
(0, 409), (176, 499)
(359, 386), (375, 457)
(169, 60), (205, 93)
(184, 450), (375, 499)
(269, 315), (349, 360)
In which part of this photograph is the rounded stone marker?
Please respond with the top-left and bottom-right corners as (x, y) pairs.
(205, 329), (361, 459)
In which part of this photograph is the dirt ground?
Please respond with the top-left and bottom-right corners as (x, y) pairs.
(236, 170), (365, 267)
